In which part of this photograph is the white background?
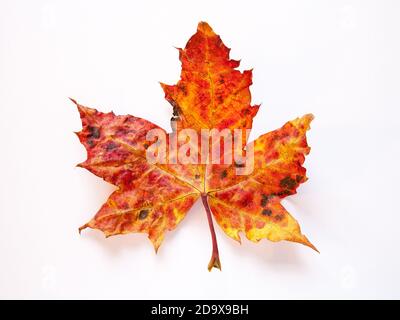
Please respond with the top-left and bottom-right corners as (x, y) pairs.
(1, 0), (399, 299)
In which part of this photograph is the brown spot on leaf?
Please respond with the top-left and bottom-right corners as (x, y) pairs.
(87, 139), (95, 148)
(172, 104), (181, 117)
(260, 194), (272, 207)
(273, 190), (292, 197)
(138, 209), (149, 220)
(234, 161), (245, 168)
(280, 176), (297, 189)
(178, 84), (188, 96)
(242, 108), (251, 115)
(105, 141), (118, 151)
(88, 126), (100, 139)
(262, 209), (272, 216)
(220, 169), (228, 179)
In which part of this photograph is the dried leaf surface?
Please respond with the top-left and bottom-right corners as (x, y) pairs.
(75, 22), (317, 270)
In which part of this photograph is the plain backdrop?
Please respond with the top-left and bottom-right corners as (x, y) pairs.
(1, 0), (399, 299)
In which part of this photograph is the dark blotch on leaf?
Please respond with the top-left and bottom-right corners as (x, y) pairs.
(87, 139), (95, 148)
(178, 84), (188, 96)
(195, 174), (200, 179)
(138, 209), (149, 220)
(296, 175), (303, 183)
(88, 126), (100, 139)
(105, 141), (118, 151)
(280, 176), (297, 189)
(234, 161), (246, 168)
(220, 169), (228, 178)
(274, 190), (292, 197)
(170, 105), (180, 123)
(262, 209), (272, 216)
(242, 108), (251, 115)
(260, 194), (272, 207)
(172, 104), (181, 117)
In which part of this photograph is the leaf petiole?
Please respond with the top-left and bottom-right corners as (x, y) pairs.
(201, 194), (221, 271)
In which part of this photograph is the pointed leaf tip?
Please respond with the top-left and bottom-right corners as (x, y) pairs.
(78, 223), (88, 234)
(197, 21), (214, 35)
(304, 113), (315, 123)
(307, 241), (320, 254)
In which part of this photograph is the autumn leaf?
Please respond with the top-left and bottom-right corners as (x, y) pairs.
(74, 22), (317, 271)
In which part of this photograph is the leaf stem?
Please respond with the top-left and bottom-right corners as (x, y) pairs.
(201, 194), (221, 271)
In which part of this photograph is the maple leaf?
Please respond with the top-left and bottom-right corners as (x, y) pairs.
(74, 22), (317, 271)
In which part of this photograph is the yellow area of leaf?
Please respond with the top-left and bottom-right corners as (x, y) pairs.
(207, 114), (317, 251)
(74, 22), (317, 268)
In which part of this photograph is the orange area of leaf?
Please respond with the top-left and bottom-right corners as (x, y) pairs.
(161, 22), (259, 132)
(74, 22), (317, 271)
